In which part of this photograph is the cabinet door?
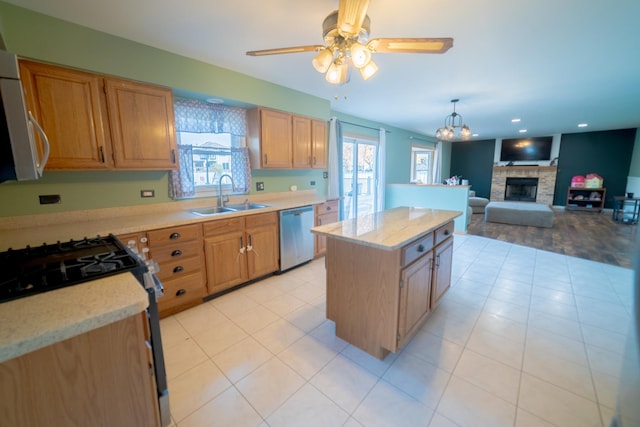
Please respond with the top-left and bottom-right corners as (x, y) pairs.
(104, 78), (178, 170)
(398, 253), (433, 344)
(292, 115), (312, 168)
(315, 210), (339, 256)
(19, 60), (112, 169)
(311, 119), (327, 169)
(246, 223), (279, 279)
(205, 231), (248, 294)
(431, 237), (453, 308)
(260, 109), (292, 168)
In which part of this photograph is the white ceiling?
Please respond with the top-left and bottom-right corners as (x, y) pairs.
(6, 0), (640, 140)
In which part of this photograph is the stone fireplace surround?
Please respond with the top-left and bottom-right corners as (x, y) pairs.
(490, 166), (558, 205)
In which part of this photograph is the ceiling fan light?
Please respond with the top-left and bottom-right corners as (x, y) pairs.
(359, 59), (378, 80)
(350, 43), (371, 68)
(312, 48), (334, 73)
(326, 61), (349, 85)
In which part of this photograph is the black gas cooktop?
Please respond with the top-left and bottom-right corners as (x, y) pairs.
(0, 235), (147, 303)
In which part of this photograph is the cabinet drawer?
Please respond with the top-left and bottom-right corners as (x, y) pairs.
(147, 224), (201, 246)
(203, 217), (244, 237)
(158, 272), (205, 312)
(434, 221), (454, 246)
(401, 233), (434, 267)
(150, 240), (203, 264)
(245, 212), (277, 228)
(316, 200), (339, 215)
(155, 255), (203, 282)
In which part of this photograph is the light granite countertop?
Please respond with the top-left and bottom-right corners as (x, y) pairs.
(0, 273), (148, 364)
(0, 190), (330, 363)
(0, 190), (328, 251)
(311, 206), (461, 250)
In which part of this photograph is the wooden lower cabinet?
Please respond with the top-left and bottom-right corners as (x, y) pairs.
(325, 220), (454, 359)
(0, 313), (160, 426)
(314, 200), (340, 256)
(432, 236), (453, 308)
(204, 212), (279, 295)
(398, 252), (434, 348)
(146, 224), (206, 317)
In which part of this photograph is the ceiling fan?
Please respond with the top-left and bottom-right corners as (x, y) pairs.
(246, 0), (453, 85)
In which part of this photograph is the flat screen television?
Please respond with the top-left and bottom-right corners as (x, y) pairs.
(500, 136), (553, 162)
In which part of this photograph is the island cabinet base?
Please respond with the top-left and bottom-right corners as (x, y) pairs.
(326, 238), (402, 360)
(325, 223), (454, 360)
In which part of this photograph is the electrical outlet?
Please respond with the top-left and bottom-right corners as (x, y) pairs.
(256, 182), (265, 191)
(140, 190), (155, 198)
(39, 194), (61, 204)
(310, 180), (316, 186)
(323, 172), (328, 179)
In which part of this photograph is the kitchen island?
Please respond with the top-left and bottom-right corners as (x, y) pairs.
(311, 207), (461, 360)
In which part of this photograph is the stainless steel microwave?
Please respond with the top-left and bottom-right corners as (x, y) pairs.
(0, 50), (49, 184)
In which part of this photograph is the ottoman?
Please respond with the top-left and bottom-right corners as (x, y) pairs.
(469, 194), (490, 214)
(485, 201), (554, 228)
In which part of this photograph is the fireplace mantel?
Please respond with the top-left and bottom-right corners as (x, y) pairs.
(491, 166), (558, 204)
(493, 166), (557, 172)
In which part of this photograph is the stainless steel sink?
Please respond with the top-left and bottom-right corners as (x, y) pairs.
(225, 203), (269, 211)
(189, 203), (269, 216)
(189, 206), (236, 216)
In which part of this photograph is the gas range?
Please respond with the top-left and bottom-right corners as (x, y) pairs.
(0, 235), (147, 303)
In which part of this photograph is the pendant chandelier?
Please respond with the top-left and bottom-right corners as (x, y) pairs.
(435, 99), (471, 140)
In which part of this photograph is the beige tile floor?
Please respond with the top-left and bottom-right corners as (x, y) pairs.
(160, 234), (635, 427)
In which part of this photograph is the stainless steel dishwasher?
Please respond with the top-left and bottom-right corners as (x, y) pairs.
(279, 205), (315, 271)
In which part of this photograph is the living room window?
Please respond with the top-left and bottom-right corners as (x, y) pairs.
(410, 144), (434, 184)
(169, 98), (250, 199)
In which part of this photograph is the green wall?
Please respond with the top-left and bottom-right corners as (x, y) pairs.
(450, 139), (496, 198)
(553, 129), (637, 208)
(628, 130), (640, 177)
(0, 2), (434, 217)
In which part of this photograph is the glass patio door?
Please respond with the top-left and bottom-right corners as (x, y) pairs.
(342, 137), (378, 219)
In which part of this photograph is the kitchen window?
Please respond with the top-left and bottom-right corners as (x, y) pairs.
(169, 99), (250, 199)
(410, 144), (434, 184)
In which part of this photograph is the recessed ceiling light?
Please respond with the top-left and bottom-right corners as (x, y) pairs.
(519, 129), (527, 133)
(472, 133), (479, 137)
(511, 118), (521, 123)
(578, 123), (588, 127)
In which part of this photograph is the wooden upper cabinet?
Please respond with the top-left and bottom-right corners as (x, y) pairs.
(293, 117), (328, 169)
(292, 115), (312, 168)
(18, 59), (178, 171)
(104, 78), (178, 170)
(248, 108), (292, 169)
(248, 107), (327, 170)
(311, 119), (327, 169)
(19, 59), (112, 169)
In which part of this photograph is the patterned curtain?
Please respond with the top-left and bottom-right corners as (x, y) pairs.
(169, 99), (248, 199)
(231, 147), (251, 192)
(173, 99), (246, 136)
(168, 144), (195, 198)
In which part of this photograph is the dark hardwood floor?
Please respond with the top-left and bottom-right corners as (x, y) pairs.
(466, 209), (638, 269)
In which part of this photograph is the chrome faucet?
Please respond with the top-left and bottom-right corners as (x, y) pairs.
(217, 174), (235, 208)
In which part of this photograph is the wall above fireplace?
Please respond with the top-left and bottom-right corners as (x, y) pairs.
(491, 166), (558, 205)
